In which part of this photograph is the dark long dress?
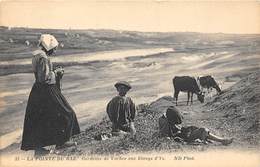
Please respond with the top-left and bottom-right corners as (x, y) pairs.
(21, 50), (80, 150)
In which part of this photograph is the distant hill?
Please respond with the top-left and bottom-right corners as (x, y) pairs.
(1, 26), (260, 60)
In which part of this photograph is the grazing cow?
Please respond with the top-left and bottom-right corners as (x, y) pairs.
(173, 76), (204, 106)
(197, 75), (222, 95)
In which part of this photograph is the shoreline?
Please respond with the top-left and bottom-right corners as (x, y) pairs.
(0, 48), (174, 76)
(0, 48), (174, 66)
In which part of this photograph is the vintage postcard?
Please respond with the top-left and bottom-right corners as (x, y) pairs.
(0, 0), (259, 167)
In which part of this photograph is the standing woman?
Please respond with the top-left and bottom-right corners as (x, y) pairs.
(21, 34), (80, 155)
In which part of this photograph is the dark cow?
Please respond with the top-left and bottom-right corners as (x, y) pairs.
(173, 76), (204, 106)
(197, 75), (222, 94)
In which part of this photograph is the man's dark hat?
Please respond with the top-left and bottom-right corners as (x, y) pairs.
(114, 81), (132, 89)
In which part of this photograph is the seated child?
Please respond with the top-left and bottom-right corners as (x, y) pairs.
(159, 106), (233, 145)
(106, 81), (136, 138)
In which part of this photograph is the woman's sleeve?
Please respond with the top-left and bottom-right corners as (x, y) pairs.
(38, 58), (55, 84)
(37, 57), (49, 82)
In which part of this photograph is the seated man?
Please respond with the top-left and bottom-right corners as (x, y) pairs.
(159, 106), (233, 145)
(106, 81), (136, 138)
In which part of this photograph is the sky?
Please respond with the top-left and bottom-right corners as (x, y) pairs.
(0, 0), (259, 34)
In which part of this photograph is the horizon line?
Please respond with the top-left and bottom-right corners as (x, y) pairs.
(1, 26), (260, 35)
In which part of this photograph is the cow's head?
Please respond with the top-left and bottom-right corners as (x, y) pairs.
(197, 92), (205, 103)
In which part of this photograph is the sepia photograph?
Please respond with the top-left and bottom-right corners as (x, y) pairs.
(0, 0), (259, 166)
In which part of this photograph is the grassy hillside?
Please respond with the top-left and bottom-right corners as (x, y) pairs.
(204, 70), (260, 146)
